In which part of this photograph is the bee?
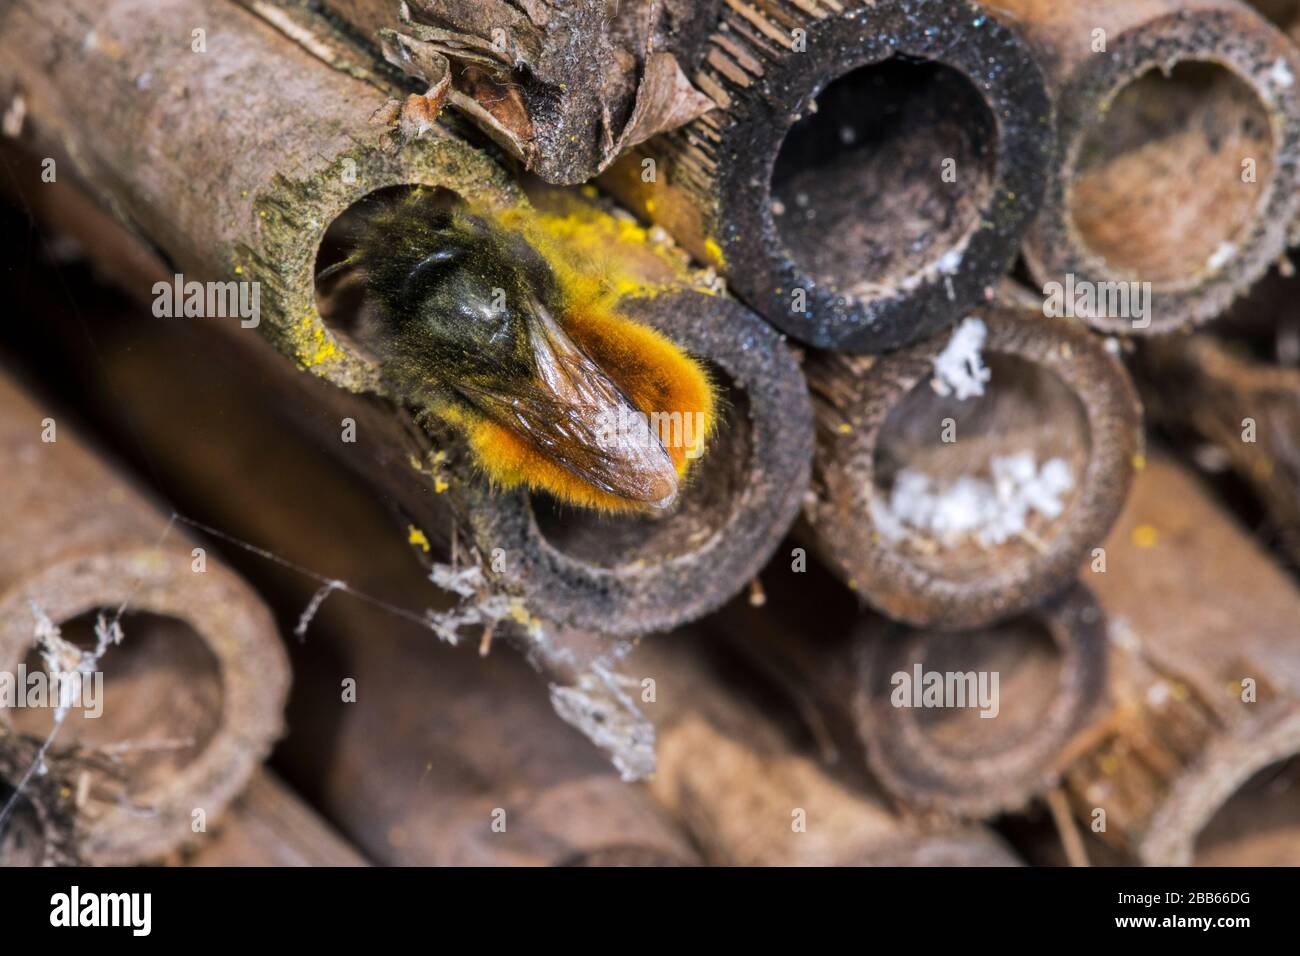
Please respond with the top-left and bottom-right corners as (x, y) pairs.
(319, 190), (715, 513)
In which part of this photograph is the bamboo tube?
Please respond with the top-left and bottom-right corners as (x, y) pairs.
(1142, 291), (1300, 567)
(860, 587), (1107, 820)
(1190, 754), (1300, 866)
(987, 0), (1300, 332)
(709, 558), (1108, 819)
(388, 270), (813, 638)
(289, 622), (698, 866)
(804, 307), (1143, 630)
(600, 0), (1054, 352)
(498, 187), (815, 633)
(185, 770), (369, 867)
(312, 0), (716, 183)
(0, 143), (814, 641)
(0, 371), (290, 866)
(629, 634), (1022, 866)
(1063, 454), (1300, 866)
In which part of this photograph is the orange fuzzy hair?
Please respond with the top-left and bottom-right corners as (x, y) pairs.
(447, 204), (717, 512)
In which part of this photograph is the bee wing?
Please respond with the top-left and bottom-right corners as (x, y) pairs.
(455, 304), (679, 509)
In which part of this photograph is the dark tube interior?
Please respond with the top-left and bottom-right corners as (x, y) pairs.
(531, 366), (750, 567)
(771, 58), (997, 297)
(909, 615), (1063, 757)
(1193, 755), (1300, 865)
(0, 782), (46, 865)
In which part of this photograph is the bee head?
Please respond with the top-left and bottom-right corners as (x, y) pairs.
(353, 204), (568, 389)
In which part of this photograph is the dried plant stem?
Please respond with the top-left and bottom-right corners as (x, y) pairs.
(711, 565), (1107, 818)
(1143, 327), (1300, 568)
(313, 0), (716, 183)
(0, 371), (288, 865)
(630, 635), (1022, 866)
(1064, 455), (1300, 865)
(185, 770), (369, 867)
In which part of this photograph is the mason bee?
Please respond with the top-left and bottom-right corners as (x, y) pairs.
(318, 190), (714, 512)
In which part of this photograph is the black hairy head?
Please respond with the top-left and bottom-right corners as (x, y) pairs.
(352, 195), (566, 392)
